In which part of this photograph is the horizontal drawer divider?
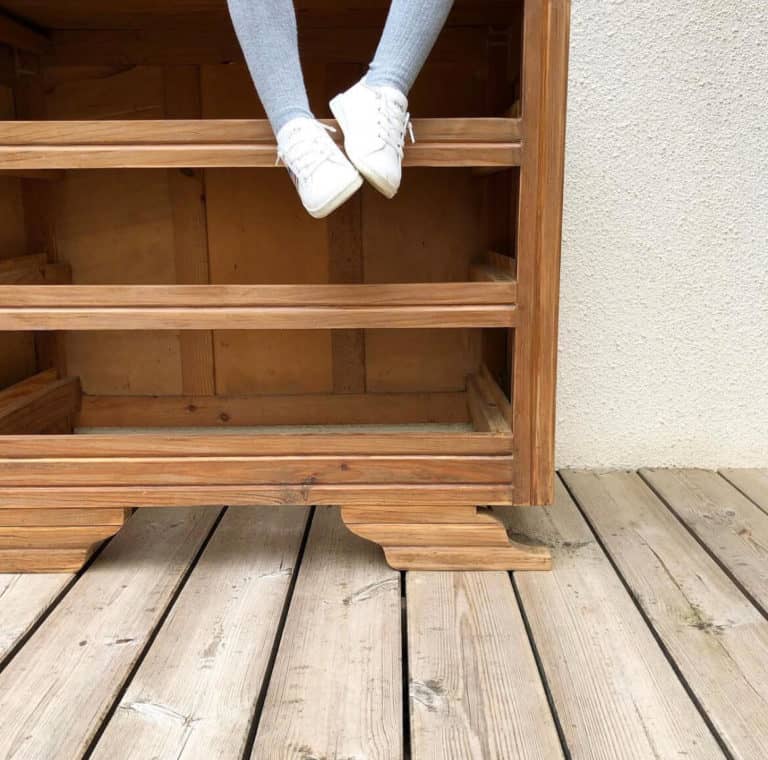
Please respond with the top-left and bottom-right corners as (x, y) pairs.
(0, 118), (522, 169)
(0, 454), (514, 486)
(0, 432), (512, 457)
(0, 282), (517, 306)
(0, 484), (516, 509)
(0, 306), (517, 331)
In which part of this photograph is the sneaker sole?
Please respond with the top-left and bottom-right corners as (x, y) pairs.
(329, 95), (399, 200)
(307, 172), (363, 219)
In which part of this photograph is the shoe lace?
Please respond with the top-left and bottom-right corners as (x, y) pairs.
(375, 90), (415, 158)
(276, 121), (337, 182)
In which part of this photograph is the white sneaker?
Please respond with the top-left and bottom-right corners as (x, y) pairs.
(329, 79), (415, 199)
(276, 117), (363, 219)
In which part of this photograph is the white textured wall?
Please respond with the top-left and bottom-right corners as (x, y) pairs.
(556, 0), (768, 468)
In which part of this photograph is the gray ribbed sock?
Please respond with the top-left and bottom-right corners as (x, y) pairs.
(367, 0), (455, 94)
(226, 0), (314, 133)
(227, 0), (454, 133)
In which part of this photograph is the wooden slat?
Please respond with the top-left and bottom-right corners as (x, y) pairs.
(0, 524), (122, 548)
(477, 364), (512, 420)
(642, 468), (768, 612)
(0, 548), (89, 573)
(0, 118), (519, 145)
(349, 522), (510, 547)
(510, 479), (725, 759)
(0, 574), (73, 661)
(562, 469), (768, 759)
(92, 507), (309, 760)
(0, 454), (513, 486)
(0, 368), (57, 407)
(0, 144), (519, 170)
(251, 507), (402, 759)
(721, 468), (768, 515)
(387, 545), (550, 571)
(0, 484), (515, 509)
(342, 505), (503, 524)
(467, 374), (509, 433)
(0, 507), (220, 760)
(0, 282), (518, 306)
(77, 391), (471, 427)
(407, 572), (563, 759)
(0, 304), (516, 330)
(0, 432), (512, 457)
(0, 376), (80, 434)
(0, 507), (126, 526)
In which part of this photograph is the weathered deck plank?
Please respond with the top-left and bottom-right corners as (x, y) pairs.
(509, 479), (724, 759)
(251, 507), (402, 760)
(0, 573), (73, 662)
(642, 468), (768, 612)
(406, 570), (563, 760)
(721, 468), (768, 515)
(0, 507), (219, 760)
(91, 507), (309, 760)
(563, 470), (768, 760)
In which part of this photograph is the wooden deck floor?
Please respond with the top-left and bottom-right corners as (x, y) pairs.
(1, 468), (767, 759)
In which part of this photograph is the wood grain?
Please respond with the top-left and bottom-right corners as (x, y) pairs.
(0, 282), (518, 306)
(512, 0), (571, 505)
(0, 431), (510, 457)
(164, 65), (215, 396)
(407, 571), (563, 759)
(0, 483), (516, 509)
(0, 304), (517, 331)
(251, 507), (402, 759)
(92, 507), (309, 760)
(563, 469), (768, 759)
(0, 454), (513, 486)
(0, 573), (73, 661)
(510, 478), (724, 759)
(0, 374), (80, 434)
(77, 391), (471, 427)
(0, 507), (219, 760)
(642, 468), (768, 612)
(720, 469), (768, 515)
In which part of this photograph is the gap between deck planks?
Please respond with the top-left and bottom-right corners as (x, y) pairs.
(0, 507), (220, 760)
(1, 470), (766, 759)
(562, 469), (768, 760)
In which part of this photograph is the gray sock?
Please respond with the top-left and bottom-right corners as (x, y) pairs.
(366, 0), (455, 95)
(226, 0), (314, 133)
(227, 0), (454, 133)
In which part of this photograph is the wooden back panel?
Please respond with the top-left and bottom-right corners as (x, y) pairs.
(25, 10), (519, 400)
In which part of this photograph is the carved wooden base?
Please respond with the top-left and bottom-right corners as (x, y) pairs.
(0, 508), (130, 573)
(341, 505), (551, 571)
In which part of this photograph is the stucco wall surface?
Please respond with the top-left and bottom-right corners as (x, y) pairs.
(556, 0), (768, 468)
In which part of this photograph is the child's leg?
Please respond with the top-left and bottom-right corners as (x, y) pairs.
(226, 0), (313, 133)
(366, 0), (455, 95)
